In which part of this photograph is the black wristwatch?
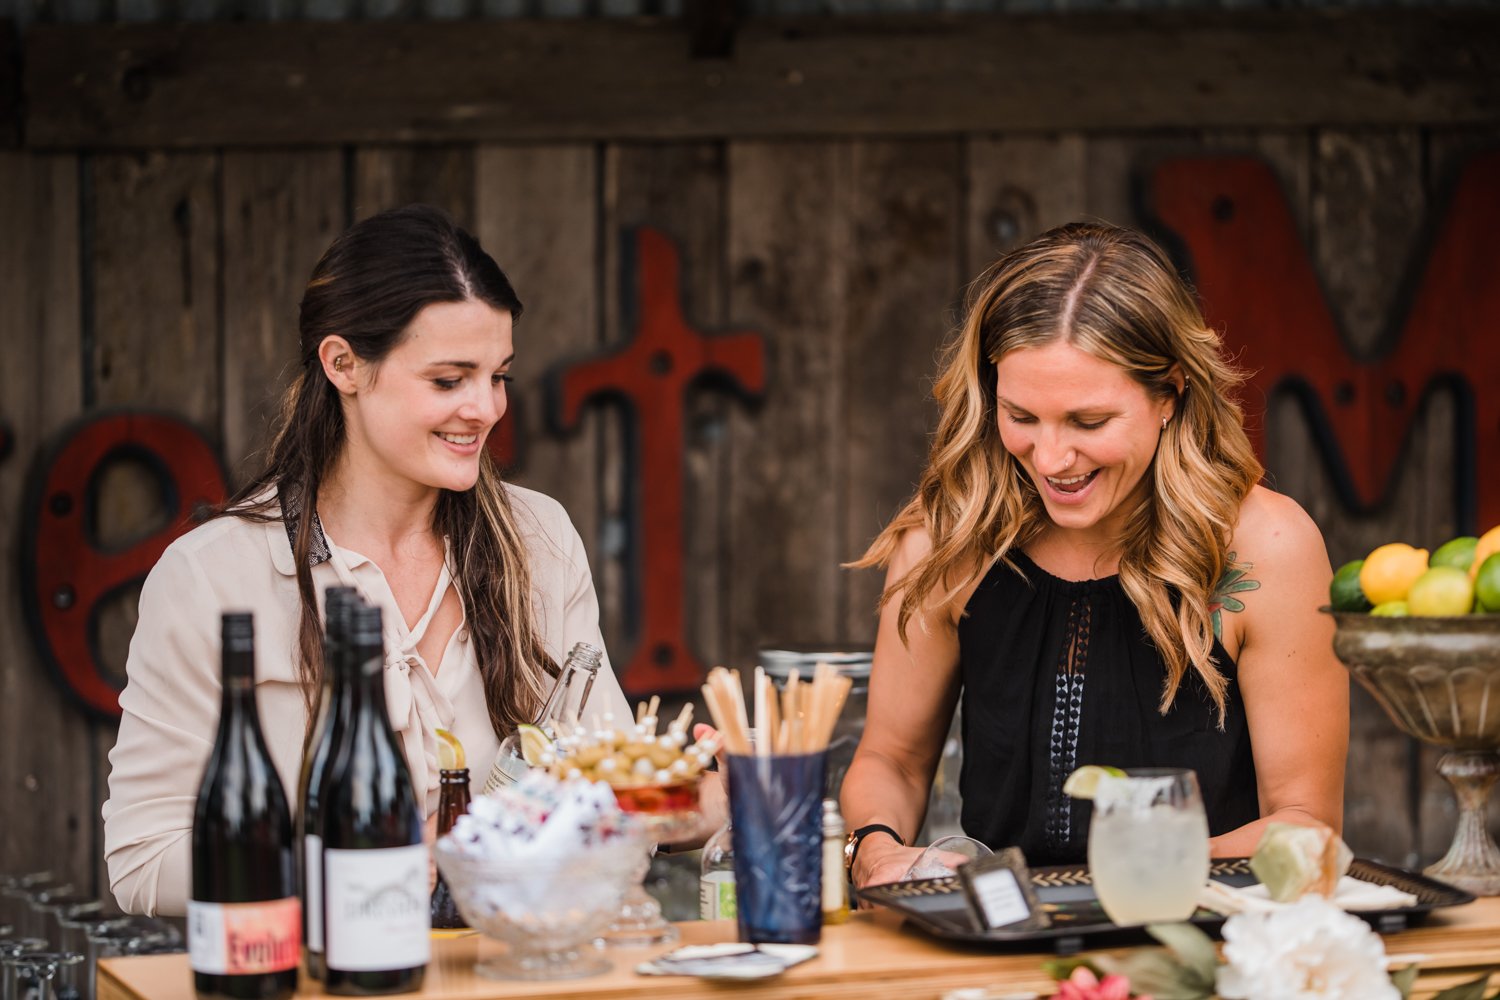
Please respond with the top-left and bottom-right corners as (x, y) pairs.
(843, 823), (905, 877)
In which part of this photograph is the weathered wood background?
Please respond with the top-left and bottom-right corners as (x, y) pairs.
(2, 9), (1499, 903)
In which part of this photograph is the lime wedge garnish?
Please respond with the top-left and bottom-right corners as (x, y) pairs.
(435, 728), (466, 771)
(1062, 765), (1126, 800)
(517, 724), (551, 766)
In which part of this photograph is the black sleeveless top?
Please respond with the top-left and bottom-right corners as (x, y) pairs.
(958, 549), (1259, 866)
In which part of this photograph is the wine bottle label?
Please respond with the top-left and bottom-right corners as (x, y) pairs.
(305, 833), (323, 951)
(699, 872), (736, 920)
(324, 844), (431, 971)
(188, 897), (301, 975)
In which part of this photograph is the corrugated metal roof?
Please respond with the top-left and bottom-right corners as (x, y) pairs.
(0, 0), (1490, 30)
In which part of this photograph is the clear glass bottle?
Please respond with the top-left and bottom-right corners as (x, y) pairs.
(821, 798), (850, 925)
(698, 820), (735, 921)
(483, 642), (604, 792)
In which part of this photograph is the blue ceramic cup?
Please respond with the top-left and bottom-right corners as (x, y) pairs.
(725, 750), (827, 945)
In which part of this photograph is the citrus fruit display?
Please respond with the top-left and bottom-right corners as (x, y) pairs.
(1473, 526), (1500, 580)
(1407, 567), (1476, 617)
(1358, 543), (1430, 606)
(1335, 526), (1500, 617)
(1329, 560), (1372, 612)
(1476, 553), (1500, 613)
(1430, 536), (1479, 572)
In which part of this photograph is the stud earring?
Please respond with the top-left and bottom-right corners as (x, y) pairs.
(1161, 416), (1169, 430)
(334, 355), (347, 371)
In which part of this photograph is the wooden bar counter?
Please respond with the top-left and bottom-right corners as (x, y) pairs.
(100, 900), (1500, 1000)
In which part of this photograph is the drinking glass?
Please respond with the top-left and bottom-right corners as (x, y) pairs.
(25, 897), (98, 949)
(0, 880), (62, 939)
(726, 750), (827, 946)
(1087, 768), (1209, 925)
(2, 951), (84, 1000)
(901, 835), (993, 881)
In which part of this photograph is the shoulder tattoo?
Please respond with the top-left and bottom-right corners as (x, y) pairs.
(1210, 552), (1260, 639)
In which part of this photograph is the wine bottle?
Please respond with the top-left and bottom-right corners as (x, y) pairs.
(484, 641), (604, 792)
(318, 603), (429, 995)
(297, 585), (358, 980)
(189, 612), (300, 1000)
(428, 768), (472, 929)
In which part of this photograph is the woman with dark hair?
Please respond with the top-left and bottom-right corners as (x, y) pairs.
(103, 204), (632, 916)
(840, 222), (1348, 887)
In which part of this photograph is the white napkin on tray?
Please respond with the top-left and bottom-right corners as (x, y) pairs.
(1199, 876), (1417, 916)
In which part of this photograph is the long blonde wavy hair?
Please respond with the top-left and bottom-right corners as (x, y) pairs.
(855, 222), (1262, 722)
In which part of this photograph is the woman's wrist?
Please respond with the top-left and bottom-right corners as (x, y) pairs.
(851, 830), (905, 886)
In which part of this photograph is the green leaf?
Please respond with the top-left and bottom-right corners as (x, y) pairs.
(1429, 972), (1491, 1000)
(1097, 950), (1215, 1000)
(1390, 964), (1419, 999)
(1146, 922), (1220, 986)
(1041, 956), (1101, 982)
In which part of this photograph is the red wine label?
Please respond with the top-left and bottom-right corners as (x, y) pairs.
(188, 897), (301, 975)
(325, 844), (430, 971)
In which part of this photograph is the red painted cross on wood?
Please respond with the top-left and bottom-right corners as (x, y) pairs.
(553, 227), (766, 695)
(1151, 152), (1500, 530)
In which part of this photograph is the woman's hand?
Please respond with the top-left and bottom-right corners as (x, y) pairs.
(852, 836), (925, 891)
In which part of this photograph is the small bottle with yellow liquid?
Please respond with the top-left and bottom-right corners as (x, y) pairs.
(821, 798), (850, 924)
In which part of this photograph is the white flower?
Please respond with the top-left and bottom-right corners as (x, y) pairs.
(1216, 896), (1399, 1000)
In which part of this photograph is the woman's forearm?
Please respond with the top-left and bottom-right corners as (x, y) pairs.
(839, 747), (934, 844)
(1208, 806), (1334, 858)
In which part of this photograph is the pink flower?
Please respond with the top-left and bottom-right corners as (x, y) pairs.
(1052, 966), (1151, 1000)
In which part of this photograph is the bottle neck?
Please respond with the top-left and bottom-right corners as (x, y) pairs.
(219, 647), (257, 718)
(532, 647), (604, 729)
(435, 769), (472, 835)
(348, 641), (388, 719)
(530, 667), (574, 729)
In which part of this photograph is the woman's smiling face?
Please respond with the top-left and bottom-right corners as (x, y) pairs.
(342, 298), (514, 495)
(995, 339), (1176, 540)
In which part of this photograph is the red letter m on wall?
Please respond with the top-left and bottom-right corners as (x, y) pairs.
(1151, 152), (1500, 531)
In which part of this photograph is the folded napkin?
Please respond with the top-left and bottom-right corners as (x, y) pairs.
(636, 943), (818, 980)
(1199, 876), (1418, 916)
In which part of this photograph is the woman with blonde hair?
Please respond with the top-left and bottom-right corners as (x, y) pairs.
(103, 205), (632, 916)
(840, 222), (1348, 887)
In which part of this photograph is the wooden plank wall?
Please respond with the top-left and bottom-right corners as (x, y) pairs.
(2, 127), (1495, 898)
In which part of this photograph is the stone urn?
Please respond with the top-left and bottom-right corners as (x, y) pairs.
(1329, 611), (1500, 895)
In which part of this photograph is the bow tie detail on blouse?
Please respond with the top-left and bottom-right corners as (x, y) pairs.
(326, 539), (458, 818)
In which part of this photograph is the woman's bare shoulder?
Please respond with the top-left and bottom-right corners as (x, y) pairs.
(1231, 485), (1329, 571)
(1225, 486), (1333, 654)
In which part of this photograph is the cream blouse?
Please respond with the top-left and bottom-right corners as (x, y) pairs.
(102, 484), (630, 917)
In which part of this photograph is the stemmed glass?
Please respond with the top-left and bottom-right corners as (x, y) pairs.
(1, 951), (85, 1000)
(598, 781), (708, 947)
(1087, 768), (1209, 926)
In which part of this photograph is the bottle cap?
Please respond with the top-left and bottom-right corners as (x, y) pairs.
(566, 642), (604, 672)
(221, 611), (255, 654)
(821, 798), (844, 836)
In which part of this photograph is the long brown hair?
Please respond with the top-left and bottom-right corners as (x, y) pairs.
(217, 204), (552, 739)
(855, 222), (1262, 722)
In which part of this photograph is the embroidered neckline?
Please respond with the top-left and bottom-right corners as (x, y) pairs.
(278, 489), (332, 567)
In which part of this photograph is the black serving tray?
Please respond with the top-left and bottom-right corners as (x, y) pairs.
(855, 858), (1475, 955)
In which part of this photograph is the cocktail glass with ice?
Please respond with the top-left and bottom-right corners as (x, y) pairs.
(1087, 768), (1209, 926)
